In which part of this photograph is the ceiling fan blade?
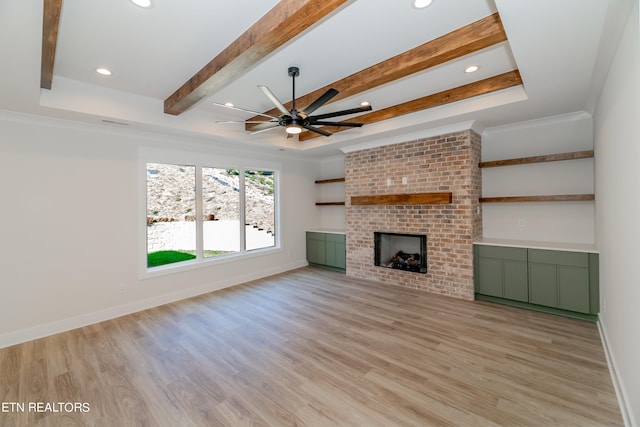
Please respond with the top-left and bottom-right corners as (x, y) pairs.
(215, 120), (276, 124)
(302, 124), (332, 137)
(258, 85), (290, 116)
(250, 124), (282, 135)
(301, 88), (339, 117)
(308, 121), (363, 127)
(212, 102), (280, 120)
(251, 121), (281, 131)
(309, 104), (372, 120)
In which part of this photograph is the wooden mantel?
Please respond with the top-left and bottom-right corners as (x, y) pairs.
(350, 192), (452, 206)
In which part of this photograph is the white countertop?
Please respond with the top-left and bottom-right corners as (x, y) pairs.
(474, 237), (598, 253)
(307, 229), (346, 235)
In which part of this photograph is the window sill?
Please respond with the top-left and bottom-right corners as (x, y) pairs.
(141, 246), (282, 280)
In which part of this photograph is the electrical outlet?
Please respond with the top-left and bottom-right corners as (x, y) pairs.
(402, 177), (408, 185)
(119, 283), (127, 293)
(386, 178), (392, 186)
(603, 299), (607, 313)
(518, 218), (526, 228)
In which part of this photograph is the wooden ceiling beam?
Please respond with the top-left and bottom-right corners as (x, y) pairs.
(164, 0), (351, 115)
(298, 70), (523, 141)
(246, 12), (507, 131)
(41, 0), (63, 89)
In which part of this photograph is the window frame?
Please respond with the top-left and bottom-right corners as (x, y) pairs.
(139, 147), (281, 279)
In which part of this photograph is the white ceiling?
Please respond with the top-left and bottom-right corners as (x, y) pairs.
(0, 0), (631, 157)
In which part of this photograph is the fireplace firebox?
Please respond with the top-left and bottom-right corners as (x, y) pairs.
(374, 232), (427, 273)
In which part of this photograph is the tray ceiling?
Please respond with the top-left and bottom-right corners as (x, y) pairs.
(0, 0), (628, 156)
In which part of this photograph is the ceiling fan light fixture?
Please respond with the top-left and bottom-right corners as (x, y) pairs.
(285, 124), (302, 135)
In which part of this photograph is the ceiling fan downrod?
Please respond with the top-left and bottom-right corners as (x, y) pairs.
(288, 66), (300, 113)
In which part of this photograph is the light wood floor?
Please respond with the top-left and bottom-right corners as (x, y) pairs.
(0, 267), (622, 426)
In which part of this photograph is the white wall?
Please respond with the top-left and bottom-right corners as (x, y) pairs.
(481, 113), (595, 243)
(594, 0), (640, 423)
(0, 112), (319, 348)
(315, 155), (346, 231)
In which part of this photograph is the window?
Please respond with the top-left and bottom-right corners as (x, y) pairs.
(146, 163), (277, 269)
(146, 163), (197, 267)
(202, 167), (240, 258)
(244, 170), (276, 251)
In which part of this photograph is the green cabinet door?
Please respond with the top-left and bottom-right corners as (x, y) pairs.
(558, 266), (590, 313)
(325, 234), (346, 269)
(529, 262), (558, 307)
(503, 260), (528, 302)
(477, 256), (503, 297)
(528, 249), (591, 314)
(475, 245), (528, 301)
(306, 232), (326, 264)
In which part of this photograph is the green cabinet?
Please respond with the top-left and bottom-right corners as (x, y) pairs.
(325, 233), (346, 270)
(476, 245), (528, 302)
(306, 232), (346, 272)
(474, 244), (599, 320)
(528, 249), (598, 314)
(306, 232), (326, 265)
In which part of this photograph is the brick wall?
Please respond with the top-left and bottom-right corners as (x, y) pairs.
(344, 130), (482, 300)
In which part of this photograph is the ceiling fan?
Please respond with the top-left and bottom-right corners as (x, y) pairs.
(214, 66), (372, 137)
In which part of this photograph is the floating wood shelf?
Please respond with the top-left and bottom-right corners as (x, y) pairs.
(479, 150), (594, 168)
(480, 194), (595, 203)
(315, 178), (346, 205)
(315, 202), (345, 206)
(315, 177), (345, 184)
(351, 192), (452, 206)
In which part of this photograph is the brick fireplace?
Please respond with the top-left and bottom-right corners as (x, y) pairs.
(344, 130), (482, 300)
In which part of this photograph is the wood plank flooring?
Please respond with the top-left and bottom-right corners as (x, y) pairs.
(0, 267), (622, 426)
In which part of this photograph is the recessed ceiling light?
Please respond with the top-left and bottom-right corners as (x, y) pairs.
(130, 0), (153, 8)
(224, 102), (234, 107)
(360, 101), (370, 107)
(96, 68), (112, 76)
(413, 0), (433, 9)
(465, 65), (479, 73)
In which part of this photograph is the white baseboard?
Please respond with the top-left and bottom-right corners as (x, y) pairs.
(0, 260), (308, 349)
(598, 318), (634, 427)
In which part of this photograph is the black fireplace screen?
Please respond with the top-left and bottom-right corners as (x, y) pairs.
(374, 232), (427, 273)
